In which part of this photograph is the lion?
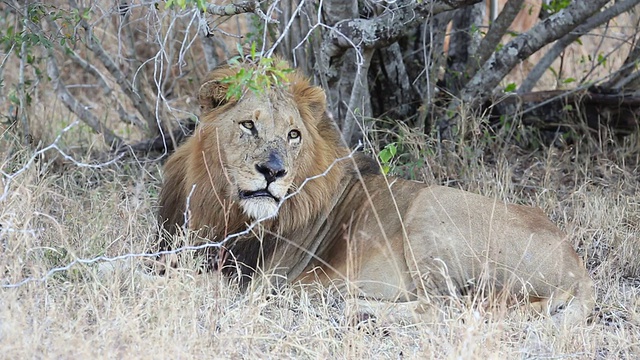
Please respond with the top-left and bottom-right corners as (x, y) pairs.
(156, 61), (594, 326)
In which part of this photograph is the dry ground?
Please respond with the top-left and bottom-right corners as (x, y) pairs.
(1, 116), (639, 358)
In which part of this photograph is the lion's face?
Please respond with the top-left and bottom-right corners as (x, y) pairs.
(202, 90), (308, 220)
(195, 64), (342, 223)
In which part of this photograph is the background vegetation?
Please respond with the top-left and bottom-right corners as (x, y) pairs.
(1, 0), (639, 357)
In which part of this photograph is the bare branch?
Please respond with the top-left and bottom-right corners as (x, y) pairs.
(325, 0), (482, 57)
(602, 10), (640, 90)
(460, 0), (611, 105)
(45, 17), (145, 128)
(118, 0), (145, 110)
(45, 58), (123, 147)
(467, 0), (525, 80)
(2, 144), (361, 288)
(67, 0), (156, 132)
(265, 0), (306, 58)
(17, 6), (30, 144)
(609, 61), (640, 90)
(0, 40), (14, 108)
(605, 45), (640, 90)
(519, 0), (640, 93)
(343, 48), (374, 144)
(0, 121), (124, 206)
(205, 1), (277, 24)
(23, 18), (123, 147)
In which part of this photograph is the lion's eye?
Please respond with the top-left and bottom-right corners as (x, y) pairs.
(239, 120), (258, 136)
(240, 120), (255, 130)
(288, 130), (301, 141)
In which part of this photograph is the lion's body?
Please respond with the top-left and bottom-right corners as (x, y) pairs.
(157, 62), (594, 325)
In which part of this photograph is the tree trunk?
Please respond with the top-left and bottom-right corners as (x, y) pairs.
(444, 2), (486, 96)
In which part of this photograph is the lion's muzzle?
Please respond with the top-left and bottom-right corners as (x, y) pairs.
(255, 151), (287, 184)
(238, 189), (280, 202)
(236, 151), (290, 220)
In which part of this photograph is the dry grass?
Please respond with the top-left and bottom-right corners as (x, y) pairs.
(1, 116), (639, 359)
(1, 2), (640, 356)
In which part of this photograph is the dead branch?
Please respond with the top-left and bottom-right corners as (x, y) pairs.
(603, 37), (640, 90)
(118, 0), (145, 109)
(44, 17), (145, 129)
(435, 0), (611, 141)
(17, 4), (30, 144)
(519, 0), (640, 93)
(68, 0), (156, 132)
(490, 89), (640, 136)
(324, 0), (482, 58)
(116, 117), (197, 155)
(205, 1), (277, 24)
(19, 6), (123, 147)
(466, 0), (524, 80)
(458, 0), (610, 106)
(29, 18), (123, 147)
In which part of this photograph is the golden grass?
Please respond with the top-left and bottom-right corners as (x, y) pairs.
(1, 2), (639, 354)
(1, 120), (639, 358)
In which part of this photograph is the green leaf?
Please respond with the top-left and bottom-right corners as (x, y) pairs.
(236, 43), (244, 58)
(250, 41), (257, 59)
(195, 0), (207, 11)
(597, 53), (607, 66)
(379, 143), (397, 164)
(504, 83), (517, 92)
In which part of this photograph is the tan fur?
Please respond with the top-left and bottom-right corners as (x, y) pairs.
(157, 62), (594, 326)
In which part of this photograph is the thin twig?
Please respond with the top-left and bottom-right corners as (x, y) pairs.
(68, 0), (156, 131)
(18, 4), (30, 144)
(22, 13), (123, 146)
(45, 17), (145, 128)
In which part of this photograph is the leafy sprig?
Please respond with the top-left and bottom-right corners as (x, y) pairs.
(221, 43), (293, 100)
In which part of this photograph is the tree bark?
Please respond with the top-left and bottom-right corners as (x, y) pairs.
(444, 2), (485, 95)
(461, 0), (611, 105)
(466, 0), (525, 80)
(519, 0), (640, 93)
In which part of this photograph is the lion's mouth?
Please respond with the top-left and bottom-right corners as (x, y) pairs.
(238, 189), (280, 202)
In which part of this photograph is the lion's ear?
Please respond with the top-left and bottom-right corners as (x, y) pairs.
(198, 80), (229, 112)
(293, 83), (327, 123)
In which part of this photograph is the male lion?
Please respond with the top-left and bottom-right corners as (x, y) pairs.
(156, 61), (594, 326)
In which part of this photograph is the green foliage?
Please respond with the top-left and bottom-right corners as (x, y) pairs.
(378, 143), (397, 175)
(504, 83), (517, 93)
(0, 3), (90, 110)
(542, 0), (571, 14)
(221, 43), (293, 100)
(244, 12), (278, 49)
(597, 53), (607, 67)
(165, 0), (208, 11)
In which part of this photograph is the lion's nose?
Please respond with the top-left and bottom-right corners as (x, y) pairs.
(256, 152), (286, 184)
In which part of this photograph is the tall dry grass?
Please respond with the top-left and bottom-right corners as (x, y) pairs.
(1, 109), (639, 358)
(1, 1), (639, 355)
